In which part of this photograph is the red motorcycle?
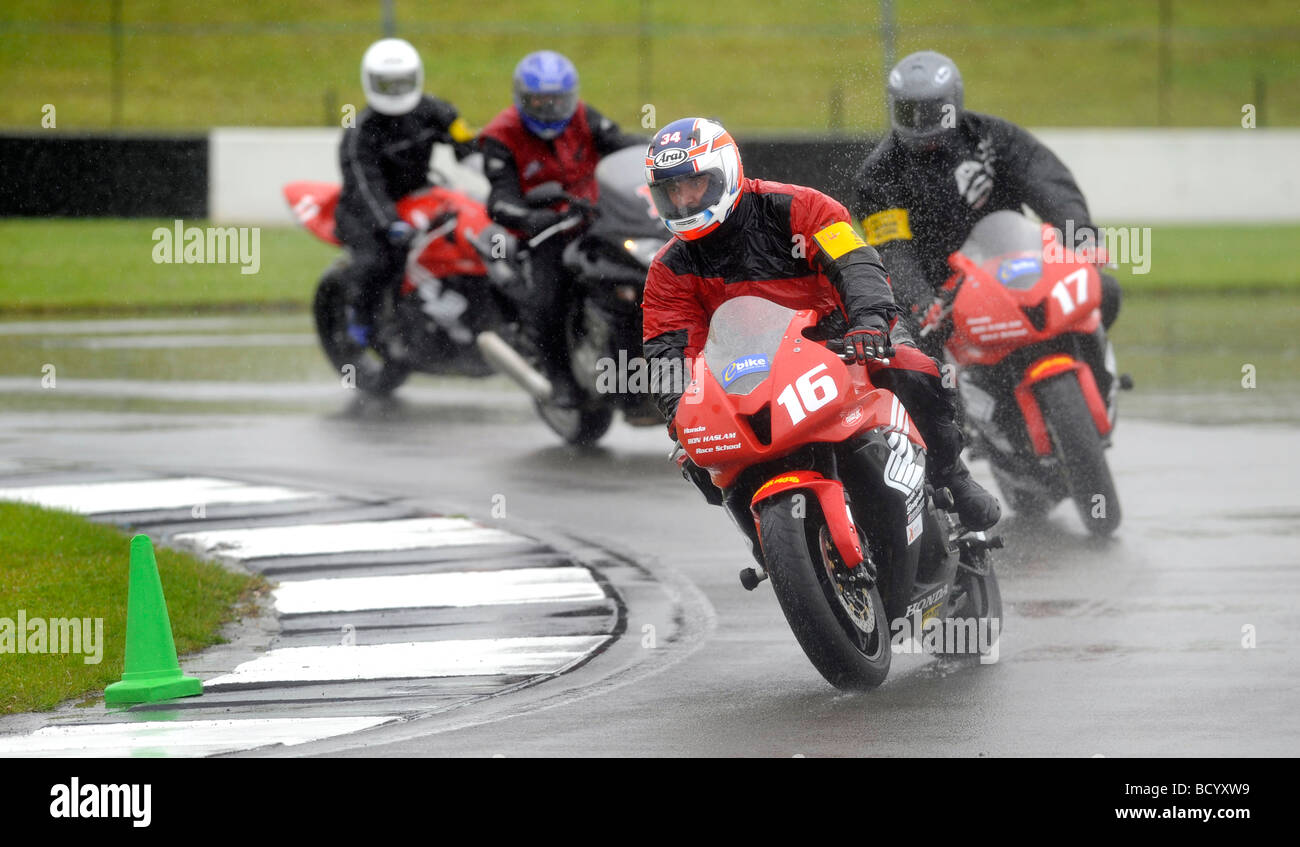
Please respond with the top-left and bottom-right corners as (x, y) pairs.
(283, 176), (516, 395)
(921, 211), (1128, 536)
(675, 296), (1003, 690)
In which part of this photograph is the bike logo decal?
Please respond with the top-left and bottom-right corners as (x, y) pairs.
(884, 429), (925, 497)
(841, 406), (863, 427)
(997, 256), (1041, 283)
(905, 585), (948, 618)
(653, 148), (689, 168)
(721, 355), (770, 387)
(906, 512), (924, 546)
(954, 138), (996, 210)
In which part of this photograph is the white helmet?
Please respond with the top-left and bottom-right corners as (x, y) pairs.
(361, 38), (423, 116)
(644, 117), (744, 241)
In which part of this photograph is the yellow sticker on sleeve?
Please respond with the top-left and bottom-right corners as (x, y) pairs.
(448, 117), (476, 143)
(862, 208), (913, 246)
(813, 221), (867, 260)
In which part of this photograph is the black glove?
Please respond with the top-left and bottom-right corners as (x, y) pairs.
(675, 451), (723, 506)
(844, 318), (891, 363)
(523, 209), (562, 238)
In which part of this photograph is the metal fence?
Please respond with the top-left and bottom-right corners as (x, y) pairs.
(2, 1), (1295, 131)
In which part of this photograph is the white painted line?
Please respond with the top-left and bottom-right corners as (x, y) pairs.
(0, 477), (319, 515)
(0, 716), (394, 758)
(172, 517), (526, 560)
(0, 317), (257, 336)
(205, 635), (608, 686)
(273, 566), (606, 614)
(46, 333), (315, 350)
(0, 377), (531, 407)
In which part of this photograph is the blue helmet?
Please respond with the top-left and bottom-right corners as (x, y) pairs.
(513, 51), (580, 139)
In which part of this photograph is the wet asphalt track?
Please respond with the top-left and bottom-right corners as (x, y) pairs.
(2, 369), (1297, 757)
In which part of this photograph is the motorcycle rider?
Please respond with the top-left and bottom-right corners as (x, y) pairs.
(853, 50), (1122, 355)
(642, 117), (1002, 559)
(479, 50), (645, 407)
(336, 38), (476, 346)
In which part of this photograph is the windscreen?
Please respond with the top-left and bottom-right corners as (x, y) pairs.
(593, 146), (670, 239)
(957, 210), (1047, 290)
(701, 296), (796, 395)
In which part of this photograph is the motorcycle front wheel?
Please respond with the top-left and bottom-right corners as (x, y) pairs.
(313, 258), (412, 396)
(758, 492), (891, 690)
(1036, 372), (1121, 537)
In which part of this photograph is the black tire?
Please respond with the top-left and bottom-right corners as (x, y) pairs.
(534, 400), (615, 447)
(991, 464), (1053, 518)
(1036, 373), (1121, 536)
(312, 260), (411, 396)
(758, 493), (891, 690)
(935, 547), (1003, 660)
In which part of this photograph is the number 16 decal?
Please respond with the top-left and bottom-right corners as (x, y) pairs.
(776, 363), (838, 425)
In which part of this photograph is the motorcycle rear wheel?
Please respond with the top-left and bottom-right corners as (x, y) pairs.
(1036, 372), (1121, 536)
(758, 493), (891, 690)
(313, 259), (412, 396)
(934, 545), (1003, 660)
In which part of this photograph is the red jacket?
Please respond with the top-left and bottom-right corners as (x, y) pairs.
(480, 104), (601, 202)
(643, 178), (896, 357)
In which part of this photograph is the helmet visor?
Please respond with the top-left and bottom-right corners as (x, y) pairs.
(518, 90), (578, 123)
(648, 170), (725, 220)
(368, 70), (419, 97)
(891, 97), (950, 136)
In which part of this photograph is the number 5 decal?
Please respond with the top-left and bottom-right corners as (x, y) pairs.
(776, 363), (838, 425)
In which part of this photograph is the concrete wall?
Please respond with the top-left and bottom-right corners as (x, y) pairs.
(209, 127), (488, 226)
(1031, 129), (1300, 224)
(201, 127), (1300, 226)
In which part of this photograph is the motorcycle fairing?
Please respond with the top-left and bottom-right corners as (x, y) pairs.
(678, 304), (926, 490)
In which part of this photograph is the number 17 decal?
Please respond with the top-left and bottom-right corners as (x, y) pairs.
(776, 363), (838, 425)
(1050, 268), (1091, 315)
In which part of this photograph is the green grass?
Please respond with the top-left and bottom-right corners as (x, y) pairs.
(0, 1), (1296, 132)
(0, 502), (261, 714)
(0, 219), (335, 312)
(0, 219), (1294, 314)
(1105, 223), (1300, 292)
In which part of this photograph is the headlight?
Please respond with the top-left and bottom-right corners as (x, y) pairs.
(623, 238), (665, 268)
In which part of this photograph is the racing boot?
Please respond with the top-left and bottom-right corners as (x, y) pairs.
(931, 457), (1001, 532)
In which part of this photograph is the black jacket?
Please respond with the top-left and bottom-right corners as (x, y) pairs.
(337, 95), (473, 236)
(852, 111), (1094, 312)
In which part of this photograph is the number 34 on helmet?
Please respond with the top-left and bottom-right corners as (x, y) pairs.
(645, 117), (744, 241)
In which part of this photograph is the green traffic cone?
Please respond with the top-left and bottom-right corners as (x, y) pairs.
(104, 534), (202, 705)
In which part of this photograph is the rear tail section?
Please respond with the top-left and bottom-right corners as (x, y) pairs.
(283, 181), (342, 245)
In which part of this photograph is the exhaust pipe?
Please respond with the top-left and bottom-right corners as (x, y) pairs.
(476, 331), (553, 402)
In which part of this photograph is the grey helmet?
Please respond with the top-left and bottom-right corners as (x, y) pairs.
(887, 51), (963, 148)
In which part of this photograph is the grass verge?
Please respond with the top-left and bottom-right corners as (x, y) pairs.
(0, 219), (1295, 314)
(0, 502), (263, 714)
